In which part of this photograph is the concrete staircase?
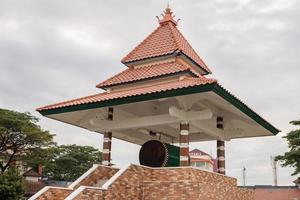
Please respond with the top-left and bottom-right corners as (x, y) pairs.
(30, 164), (254, 200)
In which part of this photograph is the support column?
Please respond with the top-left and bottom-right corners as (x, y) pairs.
(102, 107), (113, 166)
(180, 122), (189, 166)
(217, 140), (225, 174)
(216, 117), (225, 174)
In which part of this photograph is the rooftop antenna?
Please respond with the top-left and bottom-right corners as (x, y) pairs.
(270, 156), (278, 186)
(242, 166), (246, 186)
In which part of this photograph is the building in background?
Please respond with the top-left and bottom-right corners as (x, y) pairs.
(239, 185), (300, 200)
(23, 165), (44, 199)
(189, 149), (217, 172)
(23, 164), (43, 182)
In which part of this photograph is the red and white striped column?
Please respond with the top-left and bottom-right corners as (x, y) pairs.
(179, 122), (189, 166)
(216, 117), (225, 175)
(102, 107), (113, 166)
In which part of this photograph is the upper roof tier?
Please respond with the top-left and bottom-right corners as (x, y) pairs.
(121, 7), (211, 74)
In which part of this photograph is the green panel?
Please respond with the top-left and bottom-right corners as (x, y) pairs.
(39, 84), (214, 116)
(165, 143), (180, 167)
(212, 84), (280, 135)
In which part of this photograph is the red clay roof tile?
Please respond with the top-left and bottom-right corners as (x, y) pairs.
(37, 77), (216, 111)
(96, 61), (201, 88)
(23, 169), (41, 177)
(121, 22), (211, 74)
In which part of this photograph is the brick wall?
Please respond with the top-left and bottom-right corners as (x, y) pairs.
(104, 165), (145, 199)
(142, 166), (253, 200)
(253, 187), (300, 200)
(72, 165), (118, 189)
(102, 165), (253, 200)
(32, 164), (253, 200)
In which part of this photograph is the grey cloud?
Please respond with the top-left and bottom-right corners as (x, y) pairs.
(0, 0), (299, 185)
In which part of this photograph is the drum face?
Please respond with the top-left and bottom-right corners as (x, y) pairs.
(139, 140), (166, 167)
(139, 140), (180, 167)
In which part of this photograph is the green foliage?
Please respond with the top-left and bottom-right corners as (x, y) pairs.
(0, 167), (24, 200)
(0, 108), (54, 173)
(0, 108), (102, 183)
(276, 120), (300, 175)
(28, 145), (102, 182)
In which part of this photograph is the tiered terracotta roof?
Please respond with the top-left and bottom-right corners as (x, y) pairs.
(38, 7), (217, 112)
(96, 60), (201, 88)
(121, 7), (211, 74)
(36, 7), (279, 136)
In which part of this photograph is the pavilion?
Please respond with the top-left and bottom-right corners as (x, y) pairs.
(37, 6), (279, 175)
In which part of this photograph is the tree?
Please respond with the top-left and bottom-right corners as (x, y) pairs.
(0, 167), (24, 200)
(0, 108), (54, 173)
(276, 120), (300, 175)
(28, 145), (102, 181)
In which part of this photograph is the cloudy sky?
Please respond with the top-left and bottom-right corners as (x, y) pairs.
(0, 0), (299, 186)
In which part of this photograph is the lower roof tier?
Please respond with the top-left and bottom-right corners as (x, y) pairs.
(37, 77), (279, 145)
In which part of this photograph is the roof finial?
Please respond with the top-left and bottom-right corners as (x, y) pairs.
(157, 3), (178, 26)
(165, 2), (172, 16)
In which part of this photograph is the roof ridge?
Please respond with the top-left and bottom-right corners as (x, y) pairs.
(121, 26), (161, 63)
(172, 25), (193, 52)
(96, 67), (130, 88)
(167, 22), (180, 51)
(169, 24), (211, 73)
